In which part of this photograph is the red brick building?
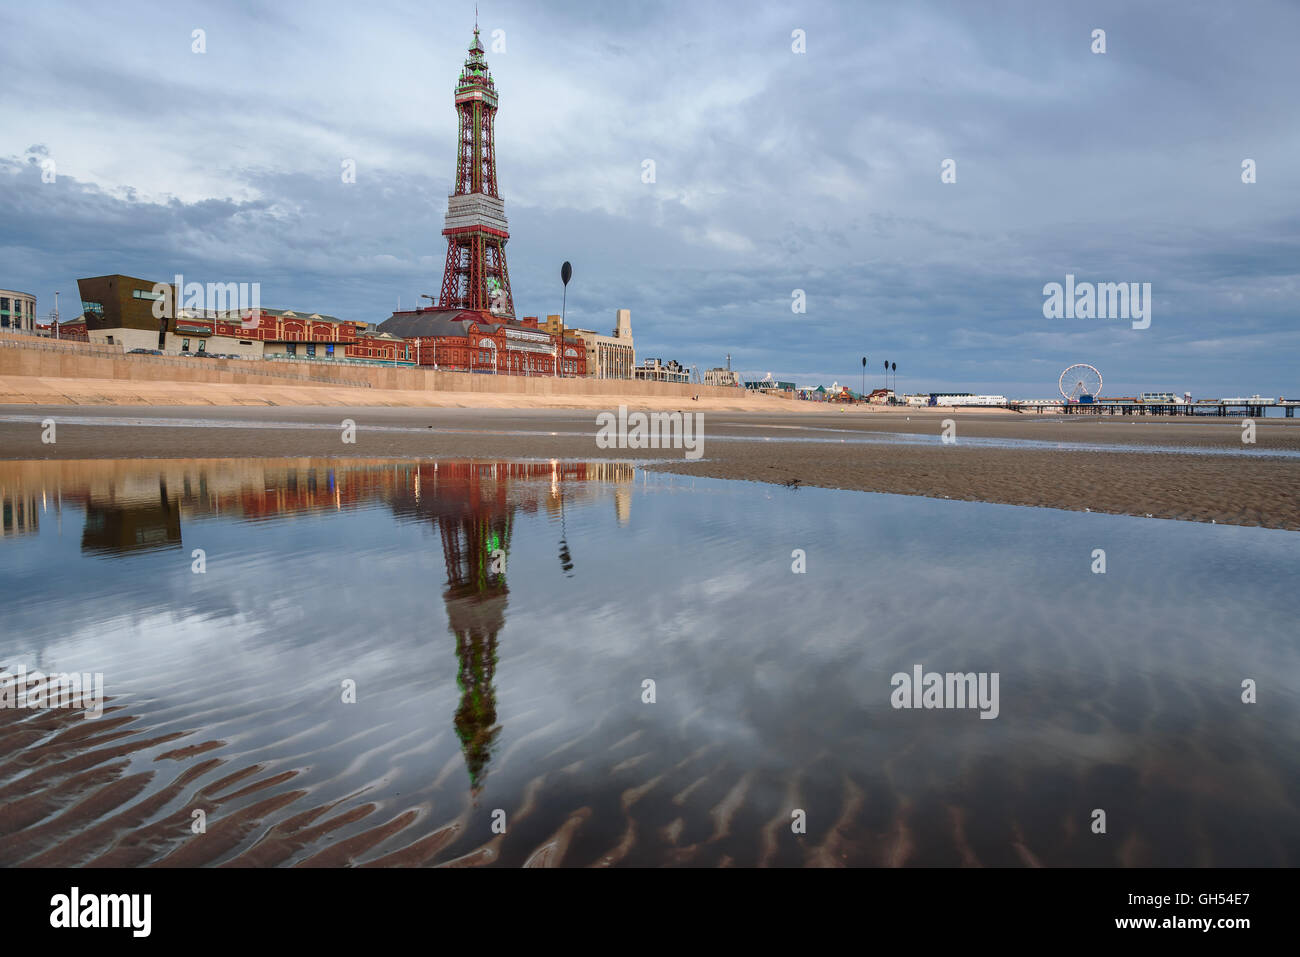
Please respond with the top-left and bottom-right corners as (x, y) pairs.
(178, 307), (412, 362)
(379, 309), (586, 375)
(34, 319), (89, 341)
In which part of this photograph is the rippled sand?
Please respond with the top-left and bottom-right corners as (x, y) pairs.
(2, 670), (1295, 867)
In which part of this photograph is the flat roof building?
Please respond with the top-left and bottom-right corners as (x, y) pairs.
(703, 367), (742, 387)
(546, 309), (634, 379)
(746, 379), (795, 394)
(634, 357), (690, 384)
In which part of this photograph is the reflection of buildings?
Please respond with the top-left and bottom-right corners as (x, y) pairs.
(3, 458), (634, 788)
(23, 459), (632, 545)
(82, 498), (182, 554)
(80, 477), (182, 554)
(5, 475), (183, 552)
(1, 490), (40, 537)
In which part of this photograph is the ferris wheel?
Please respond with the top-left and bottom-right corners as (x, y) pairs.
(1059, 364), (1102, 402)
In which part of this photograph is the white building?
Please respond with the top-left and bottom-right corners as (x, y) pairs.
(933, 394), (1007, 407)
(549, 309), (635, 378)
(634, 357), (691, 383)
(703, 367), (742, 387)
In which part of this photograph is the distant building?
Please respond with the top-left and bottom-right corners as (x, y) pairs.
(930, 393), (1007, 406)
(634, 357), (690, 383)
(703, 367), (742, 387)
(546, 309), (634, 378)
(903, 393), (929, 407)
(35, 317), (89, 341)
(798, 384), (849, 400)
(0, 289), (36, 332)
(746, 379), (795, 395)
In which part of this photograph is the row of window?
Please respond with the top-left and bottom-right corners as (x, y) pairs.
(0, 297), (34, 318)
(281, 342), (417, 361)
(0, 294), (34, 330)
(349, 345), (406, 359)
(284, 343), (338, 357)
(432, 346), (579, 375)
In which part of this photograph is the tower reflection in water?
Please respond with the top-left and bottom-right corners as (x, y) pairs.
(2, 458), (633, 794)
(414, 466), (513, 794)
(392, 461), (631, 792)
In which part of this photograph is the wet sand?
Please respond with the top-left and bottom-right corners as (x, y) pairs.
(2, 404), (1298, 529)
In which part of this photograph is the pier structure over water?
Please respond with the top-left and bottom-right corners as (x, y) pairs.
(1001, 399), (1300, 417)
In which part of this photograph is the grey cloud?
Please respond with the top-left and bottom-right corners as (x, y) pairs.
(1, 0), (1296, 395)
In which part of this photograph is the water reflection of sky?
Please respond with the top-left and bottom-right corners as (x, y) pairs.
(1, 459), (1296, 867)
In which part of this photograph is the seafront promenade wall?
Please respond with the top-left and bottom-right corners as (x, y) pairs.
(0, 332), (752, 402)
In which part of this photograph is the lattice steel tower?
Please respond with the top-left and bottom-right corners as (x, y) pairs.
(437, 24), (515, 319)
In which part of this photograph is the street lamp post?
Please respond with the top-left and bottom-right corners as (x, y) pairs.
(558, 261), (572, 377)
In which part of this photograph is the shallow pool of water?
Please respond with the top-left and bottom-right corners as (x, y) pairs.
(1, 458), (1296, 866)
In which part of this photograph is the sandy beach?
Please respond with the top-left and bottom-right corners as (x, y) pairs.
(2, 404), (1297, 530)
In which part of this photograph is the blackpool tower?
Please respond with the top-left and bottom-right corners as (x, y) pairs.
(437, 25), (515, 320)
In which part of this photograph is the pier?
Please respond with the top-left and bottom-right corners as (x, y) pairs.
(1004, 400), (1299, 417)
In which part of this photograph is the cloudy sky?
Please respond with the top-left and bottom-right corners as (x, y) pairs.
(2, 0), (1297, 396)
